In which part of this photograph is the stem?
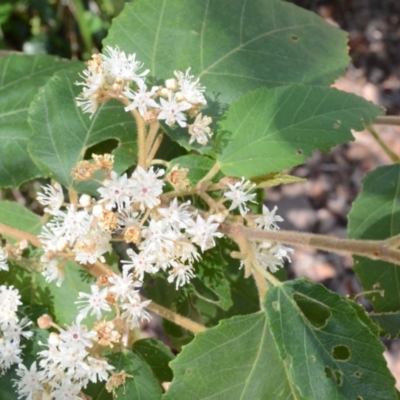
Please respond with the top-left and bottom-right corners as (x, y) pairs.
(198, 162), (221, 185)
(374, 116), (400, 126)
(141, 295), (206, 334)
(145, 121), (161, 158)
(130, 109), (147, 169)
(145, 134), (163, 166)
(365, 124), (400, 163)
(151, 159), (169, 167)
(70, 0), (94, 58)
(221, 223), (400, 266)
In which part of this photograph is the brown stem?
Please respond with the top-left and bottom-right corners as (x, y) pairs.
(141, 295), (206, 334)
(145, 121), (161, 158)
(374, 116), (400, 126)
(145, 134), (163, 166)
(221, 223), (400, 265)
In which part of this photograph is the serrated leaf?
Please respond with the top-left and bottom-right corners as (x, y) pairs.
(217, 85), (383, 179)
(348, 165), (400, 312)
(132, 338), (175, 383)
(104, 0), (349, 104)
(167, 155), (216, 185)
(164, 312), (303, 400)
(370, 312), (400, 339)
(265, 279), (396, 400)
(28, 68), (137, 191)
(108, 350), (162, 399)
(0, 55), (79, 188)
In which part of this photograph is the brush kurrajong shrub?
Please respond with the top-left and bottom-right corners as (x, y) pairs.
(0, 0), (399, 399)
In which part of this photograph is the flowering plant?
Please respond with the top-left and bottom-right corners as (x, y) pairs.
(0, 0), (400, 399)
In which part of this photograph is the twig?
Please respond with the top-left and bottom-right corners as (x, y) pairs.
(374, 116), (400, 126)
(365, 124), (400, 163)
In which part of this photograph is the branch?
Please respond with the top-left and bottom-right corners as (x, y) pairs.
(374, 116), (400, 126)
(221, 223), (400, 265)
(365, 124), (400, 163)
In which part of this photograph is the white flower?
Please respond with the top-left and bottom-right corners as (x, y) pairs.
(121, 249), (158, 281)
(59, 316), (96, 355)
(37, 183), (64, 213)
(41, 255), (64, 287)
(124, 81), (159, 116)
(158, 198), (193, 231)
(167, 263), (196, 289)
(76, 285), (111, 320)
(3, 317), (33, 341)
(0, 340), (23, 373)
(0, 247), (8, 271)
(188, 113), (212, 145)
(186, 215), (223, 252)
(97, 171), (132, 210)
(174, 68), (206, 105)
(86, 356), (115, 383)
(255, 205), (284, 230)
(158, 91), (191, 127)
(251, 242), (293, 273)
(108, 269), (143, 302)
(73, 228), (111, 265)
(224, 178), (256, 216)
(120, 296), (151, 329)
(101, 45), (149, 83)
(130, 166), (165, 210)
(13, 362), (44, 400)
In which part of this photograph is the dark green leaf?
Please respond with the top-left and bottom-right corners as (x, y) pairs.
(0, 55), (79, 188)
(108, 350), (162, 399)
(265, 279), (396, 400)
(348, 165), (400, 312)
(217, 85), (383, 179)
(132, 338), (175, 382)
(28, 68), (137, 191)
(370, 312), (400, 339)
(104, 0), (350, 104)
(164, 313), (303, 400)
(0, 201), (42, 236)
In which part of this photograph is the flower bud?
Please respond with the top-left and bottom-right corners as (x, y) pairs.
(79, 194), (92, 207)
(165, 78), (178, 91)
(37, 314), (53, 329)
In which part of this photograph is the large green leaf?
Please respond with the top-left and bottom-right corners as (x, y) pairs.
(167, 155), (216, 185)
(217, 85), (383, 179)
(104, 0), (349, 104)
(164, 313), (303, 400)
(0, 54), (79, 188)
(370, 312), (400, 339)
(132, 338), (175, 383)
(348, 165), (400, 312)
(265, 279), (396, 400)
(28, 68), (137, 191)
(108, 350), (162, 399)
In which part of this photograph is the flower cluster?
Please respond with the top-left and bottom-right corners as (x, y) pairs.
(0, 285), (33, 373)
(13, 316), (114, 399)
(76, 46), (213, 145)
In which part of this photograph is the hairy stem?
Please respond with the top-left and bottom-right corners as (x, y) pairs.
(366, 124), (400, 163)
(145, 134), (163, 166)
(374, 116), (400, 126)
(141, 295), (206, 334)
(221, 223), (400, 265)
(145, 121), (161, 159)
(130, 109), (147, 169)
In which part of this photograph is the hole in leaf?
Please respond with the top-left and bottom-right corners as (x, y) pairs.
(272, 301), (280, 311)
(186, 369), (192, 375)
(334, 370), (343, 386)
(291, 35), (298, 41)
(84, 139), (120, 160)
(311, 355), (316, 362)
(324, 366), (332, 378)
(293, 293), (332, 329)
(332, 345), (350, 361)
(296, 149), (303, 155)
(354, 371), (362, 378)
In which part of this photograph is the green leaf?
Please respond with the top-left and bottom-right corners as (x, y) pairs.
(265, 279), (396, 400)
(104, 0), (349, 104)
(217, 85), (383, 179)
(0, 55), (79, 188)
(348, 165), (400, 312)
(132, 338), (175, 382)
(28, 68), (137, 191)
(370, 312), (400, 339)
(164, 312), (303, 400)
(108, 350), (162, 399)
(0, 201), (42, 236)
(167, 155), (216, 185)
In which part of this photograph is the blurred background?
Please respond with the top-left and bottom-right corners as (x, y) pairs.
(1, 0), (400, 386)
